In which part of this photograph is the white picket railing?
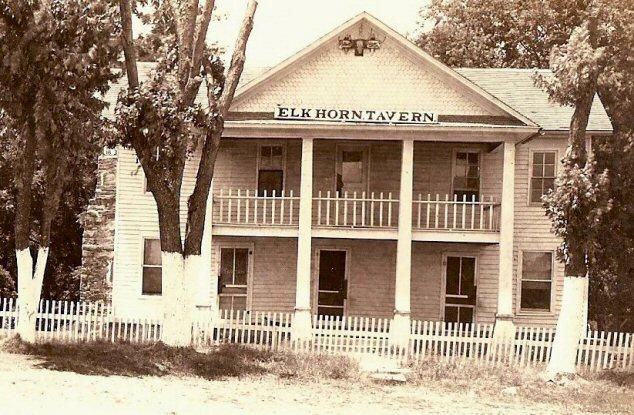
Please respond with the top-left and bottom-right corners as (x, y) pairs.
(1, 299), (632, 372)
(213, 189), (299, 226)
(413, 194), (500, 231)
(314, 191), (399, 228)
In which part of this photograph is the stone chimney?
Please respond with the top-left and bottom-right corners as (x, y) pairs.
(78, 150), (117, 303)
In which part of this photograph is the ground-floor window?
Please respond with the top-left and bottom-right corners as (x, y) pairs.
(218, 247), (249, 311)
(142, 238), (162, 295)
(444, 256), (476, 323)
(520, 251), (553, 312)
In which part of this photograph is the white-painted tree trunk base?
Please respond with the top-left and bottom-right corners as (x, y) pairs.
(16, 247), (48, 343)
(161, 252), (192, 347)
(547, 276), (588, 376)
(291, 308), (312, 341)
(493, 316), (516, 339)
(389, 312), (411, 349)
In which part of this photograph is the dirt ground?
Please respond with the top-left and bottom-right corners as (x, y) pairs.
(0, 352), (629, 415)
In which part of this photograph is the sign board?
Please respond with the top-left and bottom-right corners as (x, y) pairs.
(274, 106), (438, 125)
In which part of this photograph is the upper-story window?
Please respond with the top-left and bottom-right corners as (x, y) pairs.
(530, 151), (556, 204)
(258, 144), (285, 197)
(142, 238), (162, 295)
(520, 251), (553, 312)
(453, 151), (480, 201)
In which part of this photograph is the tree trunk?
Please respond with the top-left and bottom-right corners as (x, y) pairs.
(160, 252), (192, 346)
(547, 276), (588, 376)
(16, 247), (48, 342)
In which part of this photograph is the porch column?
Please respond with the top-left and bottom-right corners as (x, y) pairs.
(390, 138), (414, 348)
(293, 137), (314, 341)
(495, 140), (516, 337)
(196, 181), (216, 315)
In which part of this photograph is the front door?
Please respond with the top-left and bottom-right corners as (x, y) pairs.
(218, 247), (250, 311)
(444, 256), (477, 323)
(317, 250), (347, 317)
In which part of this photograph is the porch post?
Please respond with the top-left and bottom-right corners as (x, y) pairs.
(390, 138), (414, 348)
(293, 137), (314, 341)
(495, 140), (516, 337)
(197, 182), (217, 315)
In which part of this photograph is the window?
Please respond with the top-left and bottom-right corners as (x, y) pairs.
(444, 256), (477, 323)
(336, 147), (368, 194)
(218, 247), (249, 311)
(142, 239), (162, 295)
(453, 151), (480, 201)
(530, 152), (556, 204)
(258, 145), (284, 196)
(520, 251), (553, 311)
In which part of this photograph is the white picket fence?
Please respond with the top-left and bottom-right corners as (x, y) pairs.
(213, 189), (299, 226)
(314, 191), (399, 228)
(1, 299), (632, 372)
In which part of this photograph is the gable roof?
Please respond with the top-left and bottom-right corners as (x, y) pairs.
(456, 68), (612, 132)
(231, 12), (537, 127)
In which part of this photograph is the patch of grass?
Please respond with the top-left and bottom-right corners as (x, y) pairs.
(407, 359), (634, 414)
(2, 336), (271, 379)
(266, 352), (360, 381)
(0, 336), (360, 382)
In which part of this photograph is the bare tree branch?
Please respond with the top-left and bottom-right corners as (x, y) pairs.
(182, 0), (215, 105)
(217, 0), (257, 115)
(119, 0), (139, 89)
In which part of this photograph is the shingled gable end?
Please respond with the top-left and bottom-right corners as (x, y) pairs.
(81, 12), (611, 338)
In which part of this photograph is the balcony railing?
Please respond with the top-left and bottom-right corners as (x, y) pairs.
(313, 191), (399, 228)
(213, 189), (299, 226)
(212, 189), (500, 233)
(413, 194), (500, 232)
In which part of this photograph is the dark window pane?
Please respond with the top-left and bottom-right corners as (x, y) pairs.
(234, 249), (249, 285)
(543, 178), (555, 193)
(521, 281), (551, 310)
(532, 163), (544, 177)
(258, 170), (283, 196)
(543, 164), (555, 177)
(456, 152), (467, 161)
(445, 306), (458, 322)
(318, 292), (344, 307)
(219, 296), (232, 310)
(220, 248), (235, 286)
(446, 257), (460, 295)
(467, 165), (479, 177)
(318, 307), (344, 317)
(467, 152), (479, 164)
(271, 146), (283, 157)
(142, 268), (162, 295)
(144, 239), (161, 266)
(459, 307), (474, 323)
(544, 152), (556, 164)
(533, 152), (545, 164)
(466, 178), (479, 190)
(260, 146), (271, 157)
(232, 296), (247, 311)
(523, 252), (552, 280)
(461, 257), (476, 290)
(530, 178), (544, 203)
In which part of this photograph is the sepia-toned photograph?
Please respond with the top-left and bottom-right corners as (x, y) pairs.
(0, 0), (632, 413)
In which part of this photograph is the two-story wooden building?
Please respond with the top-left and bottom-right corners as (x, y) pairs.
(80, 13), (611, 335)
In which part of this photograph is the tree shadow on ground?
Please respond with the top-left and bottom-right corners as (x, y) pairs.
(2, 337), (270, 379)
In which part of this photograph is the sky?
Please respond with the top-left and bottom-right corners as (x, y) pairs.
(133, 0), (431, 67)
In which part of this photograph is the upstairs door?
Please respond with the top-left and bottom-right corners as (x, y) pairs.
(335, 146), (369, 226)
(336, 146), (369, 195)
(444, 256), (477, 323)
(218, 247), (251, 312)
(317, 250), (348, 317)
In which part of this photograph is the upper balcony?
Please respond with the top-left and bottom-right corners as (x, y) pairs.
(209, 138), (502, 243)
